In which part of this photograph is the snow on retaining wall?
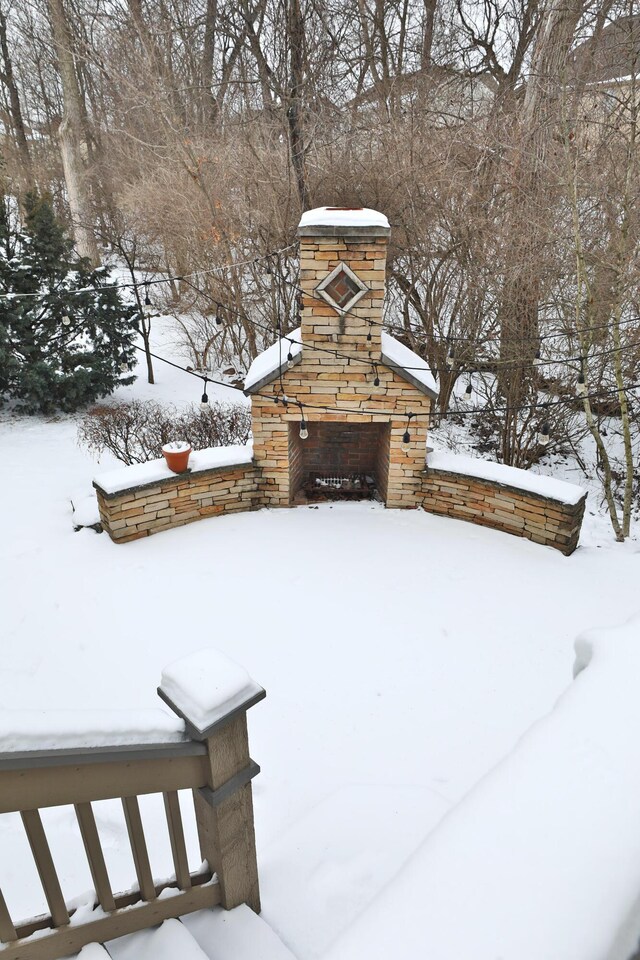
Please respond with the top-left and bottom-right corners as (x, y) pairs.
(94, 443), (254, 496)
(326, 614), (640, 960)
(427, 450), (585, 505)
(420, 451), (587, 555)
(93, 444), (260, 544)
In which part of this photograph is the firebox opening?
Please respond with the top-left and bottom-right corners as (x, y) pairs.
(289, 422), (390, 504)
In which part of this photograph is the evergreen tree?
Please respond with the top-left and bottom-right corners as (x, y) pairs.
(0, 192), (138, 414)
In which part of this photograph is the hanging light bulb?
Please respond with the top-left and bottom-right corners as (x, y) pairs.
(445, 344), (454, 371)
(200, 378), (210, 409)
(297, 402), (308, 438)
(533, 347), (542, 366)
(401, 412), (415, 453)
(465, 381), (473, 396)
(142, 284), (153, 317)
(577, 365), (588, 397)
(537, 421), (551, 447)
(373, 364), (380, 387)
(62, 314), (71, 327)
(287, 342), (295, 369)
(119, 352), (129, 373)
(215, 305), (223, 326)
(366, 321), (373, 342)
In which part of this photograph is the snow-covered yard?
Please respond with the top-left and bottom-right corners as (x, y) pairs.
(1, 330), (640, 959)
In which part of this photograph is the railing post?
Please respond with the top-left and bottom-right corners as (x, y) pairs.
(158, 651), (266, 914)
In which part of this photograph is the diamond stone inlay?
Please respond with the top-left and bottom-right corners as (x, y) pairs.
(323, 268), (362, 309)
(316, 261), (368, 315)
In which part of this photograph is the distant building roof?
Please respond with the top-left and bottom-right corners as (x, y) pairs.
(572, 15), (640, 83)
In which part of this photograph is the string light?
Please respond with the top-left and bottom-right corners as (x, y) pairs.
(401, 412), (416, 453)
(373, 363), (380, 387)
(200, 378), (210, 408)
(577, 361), (588, 397)
(534, 347), (542, 366)
(465, 380), (473, 396)
(445, 344), (454, 371)
(287, 342), (295, 369)
(298, 402), (308, 440)
(367, 320), (373, 342)
(119, 352), (129, 373)
(184, 277), (640, 379)
(127, 340), (640, 424)
(62, 314), (71, 326)
(537, 421), (551, 447)
(215, 305), (223, 326)
(143, 283), (153, 316)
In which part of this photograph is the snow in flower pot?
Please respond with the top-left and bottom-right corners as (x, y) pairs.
(162, 441), (192, 473)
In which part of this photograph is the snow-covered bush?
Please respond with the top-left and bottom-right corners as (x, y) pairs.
(77, 399), (251, 465)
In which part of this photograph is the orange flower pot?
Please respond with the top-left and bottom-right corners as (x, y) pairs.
(162, 442), (192, 473)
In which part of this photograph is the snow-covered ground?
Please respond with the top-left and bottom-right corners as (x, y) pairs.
(1, 320), (640, 958)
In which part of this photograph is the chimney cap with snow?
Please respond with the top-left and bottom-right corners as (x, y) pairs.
(298, 206), (390, 237)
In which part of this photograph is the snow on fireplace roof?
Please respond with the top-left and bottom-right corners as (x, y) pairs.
(380, 332), (437, 398)
(244, 327), (437, 399)
(244, 327), (303, 393)
(299, 207), (390, 230)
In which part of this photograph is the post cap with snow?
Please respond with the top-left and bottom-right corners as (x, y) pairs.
(157, 648), (265, 740)
(298, 206), (390, 238)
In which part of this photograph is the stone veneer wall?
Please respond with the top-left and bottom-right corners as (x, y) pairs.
(94, 454), (586, 553)
(251, 370), (430, 509)
(95, 461), (260, 543)
(250, 226), (432, 508)
(418, 466), (587, 555)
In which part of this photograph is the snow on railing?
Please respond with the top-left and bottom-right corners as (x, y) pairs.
(0, 649), (265, 960)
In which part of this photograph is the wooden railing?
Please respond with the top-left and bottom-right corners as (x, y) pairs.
(0, 684), (264, 960)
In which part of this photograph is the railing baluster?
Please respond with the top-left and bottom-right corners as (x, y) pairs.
(163, 790), (191, 890)
(74, 802), (116, 913)
(20, 809), (70, 928)
(0, 888), (17, 943)
(121, 796), (156, 901)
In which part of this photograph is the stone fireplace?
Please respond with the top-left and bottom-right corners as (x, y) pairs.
(94, 206), (588, 553)
(245, 207), (438, 508)
(289, 421), (390, 502)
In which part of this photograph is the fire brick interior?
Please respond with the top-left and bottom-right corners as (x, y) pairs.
(289, 421), (390, 502)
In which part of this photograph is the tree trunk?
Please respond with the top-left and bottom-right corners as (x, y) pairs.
(0, 2), (33, 192)
(47, 0), (99, 264)
(287, 0), (310, 211)
(497, 0), (587, 405)
(201, 0), (217, 123)
(421, 0), (437, 71)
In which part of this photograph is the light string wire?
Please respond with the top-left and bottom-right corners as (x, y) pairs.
(15, 240), (635, 418)
(178, 275), (640, 377)
(128, 340), (639, 422)
(0, 244), (296, 301)
(272, 378), (640, 420)
(276, 272), (640, 347)
(3, 237), (639, 373)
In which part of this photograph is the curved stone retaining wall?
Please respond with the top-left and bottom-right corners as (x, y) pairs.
(94, 445), (587, 554)
(94, 448), (260, 543)
(418, 454), (587, 556)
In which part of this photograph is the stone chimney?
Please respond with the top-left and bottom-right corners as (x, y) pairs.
(297, 207), (390, 363)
